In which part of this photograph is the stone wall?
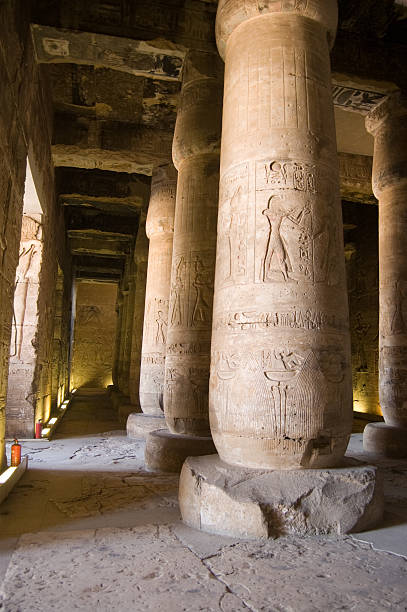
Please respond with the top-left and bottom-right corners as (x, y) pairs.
(343, 201), (380, 416)
(71, 281), (118, 389)
(1, 1), (71, 447)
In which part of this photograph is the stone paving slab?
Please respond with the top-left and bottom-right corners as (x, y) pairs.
(1, 417), (407, 611)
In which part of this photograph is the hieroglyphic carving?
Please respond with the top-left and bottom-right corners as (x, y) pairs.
(213, 309), (347, 333)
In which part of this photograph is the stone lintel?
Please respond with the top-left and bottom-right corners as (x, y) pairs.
(179, 455), (384, 539)
(68, 231), (132, 257)
(52, 145), (166, 175)
(31, 24), (186, 81)
(127, 413), (167, 439)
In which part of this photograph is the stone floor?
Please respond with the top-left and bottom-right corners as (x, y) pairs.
(0, 390), (407, 611)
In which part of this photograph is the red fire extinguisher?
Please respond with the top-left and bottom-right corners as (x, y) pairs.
(35, 419), (42, 439)
(11, 438), (21, 466)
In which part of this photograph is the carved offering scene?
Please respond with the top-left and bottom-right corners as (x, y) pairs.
(255, 160), (339, 286)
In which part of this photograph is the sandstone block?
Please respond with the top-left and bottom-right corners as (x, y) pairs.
(118, 403), (140, 427)
(126, 413), (166, 439)
(179, 455), (384, 538)
(364, 422), (407, 458)
(145, 429), (216, 472)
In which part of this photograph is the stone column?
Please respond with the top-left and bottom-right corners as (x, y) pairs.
(179, 0), (382, 537)
(128, 164), (177, 438)
(144, 51), (223, 471)
(364, 92), (407, 458)
(127, 212), (149, 411)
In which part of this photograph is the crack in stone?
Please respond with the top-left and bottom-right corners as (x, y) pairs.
(170, 527), (256, 611)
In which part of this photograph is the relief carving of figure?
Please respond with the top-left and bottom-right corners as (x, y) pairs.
(225, 186), (247, 280)
(262, 196), (292, 282)
(353, 312), (370, 372)
(170, 257), (185, 326)
(191, 256), (211, 327)
(11, 217), (42, 360)
(155, 310), (167, 344)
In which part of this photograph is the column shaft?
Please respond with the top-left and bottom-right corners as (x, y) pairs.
(128, 213), (149, 407)
(364, 93), (407, 457)
(140, 164), (177, 415)
(163, 51), (223, 436)
(210, 0), (352, 469)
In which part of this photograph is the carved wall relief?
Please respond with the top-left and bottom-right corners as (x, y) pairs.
(218, 164), (249, 286)
(10, 216), (43, 360)
(210, 345), (350, 457)
(71, 282), (117, 389)
(254, 160), (339, 286)
(169, 251), (214, 331)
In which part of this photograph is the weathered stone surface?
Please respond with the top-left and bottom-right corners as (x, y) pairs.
(365, 93), (407, 439)
(145, 429), (216, 472)
(163, 50), (223, 437)
(140, 164), (177, 415)
(127, 413), (167, 439)
(71, 281), (117, 389)
(179, 454), (384, 538)
(209, 0), (352, 470)
(339, 152), (375, 205)
(128, 213), (149, 407)
(31, 24), (187, 82)
(52, 120), (174, 175)
(364, 422), (407, 458)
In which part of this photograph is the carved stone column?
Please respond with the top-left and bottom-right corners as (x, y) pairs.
(179, 0), (382, 537)
(128, 165), (177, 438)
(140, 164), (177, 413)
(127, 212), (148, 412)
(364, 92), (407, 458)
(144, 51), (223, 470)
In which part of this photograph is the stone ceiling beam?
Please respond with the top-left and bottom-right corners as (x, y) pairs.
(31, 24), (186, 81)
(57, 167), (150, 207)
(68, 230), (133, 258)
(52, 115), (173, 174)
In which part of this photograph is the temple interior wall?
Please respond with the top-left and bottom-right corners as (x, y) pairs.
(1, 1), (70, 444)
(71, 281), (118, 390)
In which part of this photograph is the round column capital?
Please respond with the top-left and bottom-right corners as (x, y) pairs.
(365, 91), (407, 137)
(146, 164), (177, 239)
(216, 0), (338, 59)
(172, 51), (223, 168)
(365, 91), (407, 196)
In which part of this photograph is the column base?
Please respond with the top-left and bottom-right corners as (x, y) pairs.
(145, 429), (216, 473)
(118, 403), (141, 427)
(363, 422), (407, 458)
(127, 413), (167, 439)
(179, 455), (383, 539)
